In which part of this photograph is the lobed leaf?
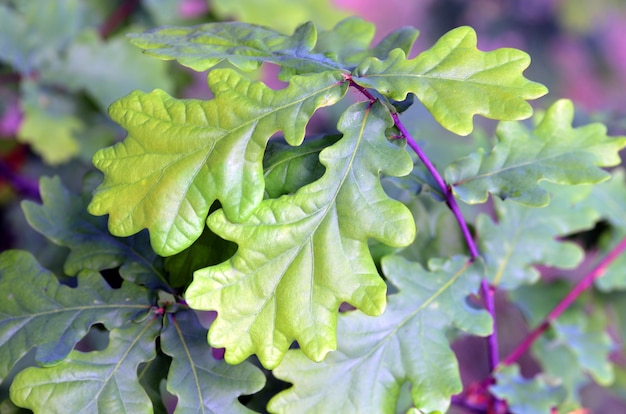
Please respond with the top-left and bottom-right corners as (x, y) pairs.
(128, 21), (344, 74)
(88, 69), (347, 256)
(477, 187), (600, 289)
(10, 318), (162, 414)
(22, 176), (168, 289)
(0, 250), (154, 383)
(353, 26), (547, 135)
(491, 365), (567, 414)
(184, 101), (415, 368)
(447, 99), (626, 206)
(268, 255), (492, 413)
(160, 310), (265, 414)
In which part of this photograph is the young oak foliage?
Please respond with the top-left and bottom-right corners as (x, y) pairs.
(353, 26), (548, 135)
(446, 99), (626, 206)
(268, 255), (492, 414)
(185, 101), (415, 369)
(88, 69), (347, 256)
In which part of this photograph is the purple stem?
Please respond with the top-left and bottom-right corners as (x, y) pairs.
(347, 77), (503, 408)
(392, 111), (499, 370)
(502, 234), (626, 366)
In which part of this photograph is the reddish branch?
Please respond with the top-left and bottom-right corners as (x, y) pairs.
(503, 235), (626, 366)
(344, 74), (504, 411)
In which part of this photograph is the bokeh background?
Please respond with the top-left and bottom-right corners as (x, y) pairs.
(1, 1), (626, 412)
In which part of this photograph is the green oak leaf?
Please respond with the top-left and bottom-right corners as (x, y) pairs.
(491, 364), (567, 414)
(353, 26), (547, 135)
(268, 255), (492, 414)
(10, 317), (162, 414)
(185, 101), (416, 369)
(0, 250), (154, 383)
(88, 69), (347, 256)
(160, 310), (265, 413)
(263, 134), (340, 198)
(478, 186), (600, 289)
(446, 99), (626, 206)
(41, 30), (174, 110)
(128, 21), (344, 74)
(22, 176), (168, 289)
(314, 17), (419, 67)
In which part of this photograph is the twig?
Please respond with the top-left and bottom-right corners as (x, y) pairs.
(502, 234), (626, 366)
(346, 76), (504, 410)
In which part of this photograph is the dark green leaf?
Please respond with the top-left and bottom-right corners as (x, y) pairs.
(263, 134), (340, 198)
(164, 222), (237, 289)
(160, 310), (265, 413)
(22, 176), (168, 289)
(0, 250), (154, 383)
(10, 317), (162, 414)
(128, 21), (344, 74)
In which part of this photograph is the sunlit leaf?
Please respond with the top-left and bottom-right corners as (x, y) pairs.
(185, 101), (415, 368)
(89, 69), (347, 256)
(353, 26), (547, 135)
(268, 255), (491, 413)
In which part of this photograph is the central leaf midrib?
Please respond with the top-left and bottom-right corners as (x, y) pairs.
(226, 105), (372, 344)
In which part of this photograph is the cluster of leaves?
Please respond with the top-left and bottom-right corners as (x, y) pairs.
(2, 11), (626, 414)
